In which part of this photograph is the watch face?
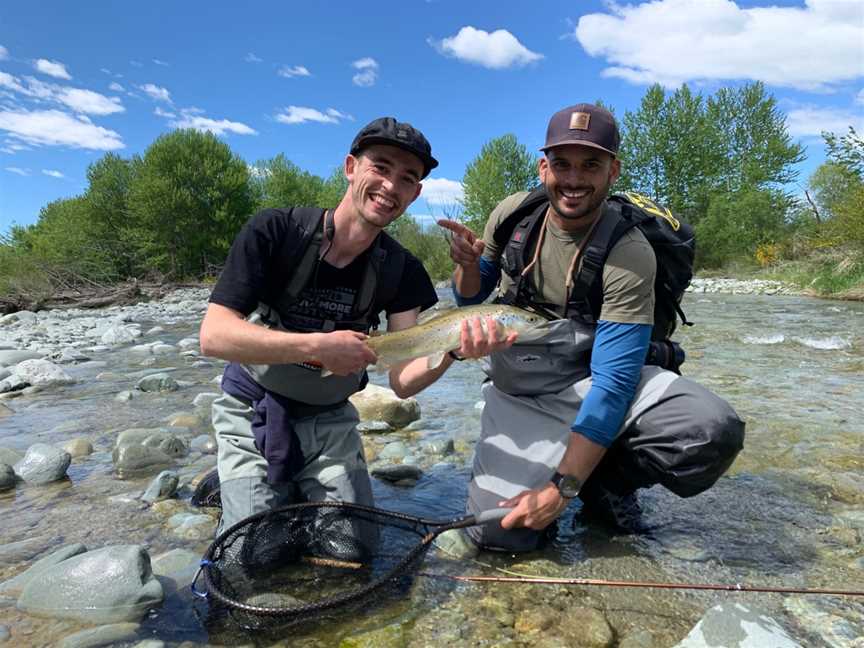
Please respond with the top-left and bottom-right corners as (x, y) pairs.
(558, 475), (582, 499)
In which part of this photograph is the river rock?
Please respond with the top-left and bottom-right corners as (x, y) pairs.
(101, 325), (141, 346)
(673, 602), (801, 647)
(192, 392), (219, 409)
(350, 384), (420, 429)
(112, 444), (175, 476)
(0, 374), (28, 393)
(190, 434), (216, 453)
(59, 622), (141, 648)
(0, 350), (43, 365)
(14, 443), (71, 484)
(150, 548), (200, 595)
(378, 441), (408, 461)
(0, 311), (37, 326)
(0, 447), (22, 466)
(141, 470), (179, 504)
(60, 438), (94, 458)
(115, 390), (135, 402)
(116, 428), (188, 458)
(357, 420), (393, 434)
(17, 545), (163, 623)
(0, 464), (14, 491)
(0, 535), (55, 565)
(559, 607), (615, 648)
(12, 359), (75, 387)
(135, 373), (179, 392)
(0, 543), (87, 595)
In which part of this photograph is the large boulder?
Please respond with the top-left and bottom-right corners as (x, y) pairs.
(0, 543), (87, 596)
(350, 384), (420, 429)
(14, 443), (71, 484)
(135, 373), (179, 392)
(17, 545), (163, 623)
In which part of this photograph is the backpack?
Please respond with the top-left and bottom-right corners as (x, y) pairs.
(494, 188), (695, 342)
(262, 207), (405, 333)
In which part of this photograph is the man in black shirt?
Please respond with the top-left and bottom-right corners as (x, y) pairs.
(200, 117), (512, 535)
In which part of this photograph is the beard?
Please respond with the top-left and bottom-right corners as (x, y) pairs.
(548, 179), (611, 222)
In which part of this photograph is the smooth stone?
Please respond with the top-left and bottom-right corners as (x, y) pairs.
(141, 470), (179, 504)
(132, 641), (165, 648)
(17, 545), (163, 623)
(0, 543), (88, 595)
(0, 447), (22, 466)
(190, 434), (216, 454)
(0, 374), (28, 393)
(115, 390), (135, 402)
(191, 392), (219, 408)
(60, 438), (94, 458)
(167, 413), (200, 428)
(13, 359), (75, 387)
(135, 373), (179, 392)
(0, 464), (14, 491)
(674, 602), (801, 648)
(150, 343), (176, 355)
(0, 350), (43, 365)
(357, 420), (394, 434)
(115, 428), (188, 458)
(14, 443), (71, 484)
(349, 383), (420, 429)
(145, 326), (165, 335)
(59, 622), (140, 648)
(434, 529), (479, 560)
(112, 445), (175, 476)
(101, 325), (141, 345)
(378, 441), (408, 461)
(0, 535), (55, 565)
(177, 337), (199, 349)
(371, 464), (423, 482)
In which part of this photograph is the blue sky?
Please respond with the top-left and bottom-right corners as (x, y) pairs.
(1, 0), (862, 234)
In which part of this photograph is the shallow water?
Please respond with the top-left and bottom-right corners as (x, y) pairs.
(0, 292), (862, 647)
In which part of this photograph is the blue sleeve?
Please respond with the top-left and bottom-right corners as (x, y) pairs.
(453, 256), (501, 306)
(571, 321), (652, 448)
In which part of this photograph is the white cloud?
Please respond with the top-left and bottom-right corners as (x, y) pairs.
(278, 65), (311, 78)
(0, 109), (124, 150)
(0, 46), (8, 61)
(159, 107), (257, 136)
(5, 166), (30, 176)
(130, 60), (143, 68)
(109, 82), (124, 92)
(431, 26), (543, 69)
(275, 106), (353, 125)
(154, 106), (175, 118)
(856, 89), (864, 106)
(153, 59), (169, 67)
(33, 58), (72, 80)
(245, 53), (263, 63)
(42, 169), (64, 178)
(57, 88), (124, 115)
(351, 58), (379, 87)
(1, 140), (28, 153)
(139, 83), (172, 103)
(0, 72), (125, 116)
(574, 0), (864, 91)
(421, 177), (464, 205)
(786, 105), (864, 138)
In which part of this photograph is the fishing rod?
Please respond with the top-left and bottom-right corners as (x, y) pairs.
(419, 572), (864, 597)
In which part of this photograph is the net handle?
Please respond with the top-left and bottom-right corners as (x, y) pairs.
(450, 507), (512, 529)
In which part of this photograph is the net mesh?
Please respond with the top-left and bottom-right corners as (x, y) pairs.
(201, 501), (442, 630)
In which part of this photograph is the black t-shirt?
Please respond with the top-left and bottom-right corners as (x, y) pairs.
(210, 208), (438, 327)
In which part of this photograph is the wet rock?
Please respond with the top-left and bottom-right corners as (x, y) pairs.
(340, 622), (408, 647)
(0, 464), (14, 491)
(60, 438), (94, 458)
(0, 311), (37, 326)
(101, 325), (141, 346)
(559, 607), (615, 648)
(674, 602), (801, 647)
(0, 543), (87, 595)
(112, 445), (175, 476)
(167, 513), (215, 540)
(0, 349), (43, 364)
(14, 443), (71, 484)
(371, 463), (422, 482)
(420, 438), (455, 456)
(59, 622), (140, 648)
(17, 545), (163, 623)
(378, 441), (408, 461)
(135, 372), (179, 392)
(357, 420), (393, 434)
(141, 470), (179, 504)
(149, 498), (188, 518)
(192, 392), (219, 410)
(619, 630), (658, 648)
(783, 596), (864, 648)
(146, 326), (165, 336)
(350, 383), (420, 429)
(0, 535), (55, 565)
(167, 412), (200, 428)
(0, 447), (22, 466)
(190, 434), (216, 453)
(116, 428), (188, 458)
(0, 374), (28, 393)
(115, 389), (135, 402)
(151, 548), (200, 596)
(434, 528), (479, 560)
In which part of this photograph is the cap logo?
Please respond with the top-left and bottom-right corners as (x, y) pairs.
(396, 127), (409, 140)
(569, 112), (591, 131)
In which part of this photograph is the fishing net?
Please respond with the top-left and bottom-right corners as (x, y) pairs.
(196, 501), (493, 631)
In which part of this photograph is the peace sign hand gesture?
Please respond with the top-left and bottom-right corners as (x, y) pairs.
(437, 219), (485, 268)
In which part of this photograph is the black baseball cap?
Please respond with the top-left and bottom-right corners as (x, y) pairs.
(350, 117), (438, 178)
(540, 104), (620, 157)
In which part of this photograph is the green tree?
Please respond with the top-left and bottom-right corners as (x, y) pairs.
(823, 126), (864, 177)
(808, 161), (862, 222)
(253, 154), (325, 210)
(127, 129), (255, 278)
(317, 166), (348, 209)
(461, 134), (539, 233)
(386, 215), (451, 282)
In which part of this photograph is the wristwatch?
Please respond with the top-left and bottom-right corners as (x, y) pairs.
(550, 471), (582, 499)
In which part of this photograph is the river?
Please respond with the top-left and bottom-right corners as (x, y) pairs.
(0, 289), (862, 647)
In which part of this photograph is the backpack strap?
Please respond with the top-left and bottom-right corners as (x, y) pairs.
(564, 201), (643, 324)
(273, 207), (329, 315)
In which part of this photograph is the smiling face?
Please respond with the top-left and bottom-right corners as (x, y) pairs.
(344, 144), (424, 229)
(538, 144), (620, 231)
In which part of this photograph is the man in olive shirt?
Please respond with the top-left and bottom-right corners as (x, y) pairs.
(440, 104), (744, 552)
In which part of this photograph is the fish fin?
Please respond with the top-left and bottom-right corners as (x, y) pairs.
(426, 352), (447, 370)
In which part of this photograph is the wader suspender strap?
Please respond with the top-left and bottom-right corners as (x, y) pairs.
(277, 208), (329, 314)
(352, 235), (386, 331)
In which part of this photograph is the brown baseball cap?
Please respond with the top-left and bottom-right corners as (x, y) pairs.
(540, 104), (620, 157)
(350, 116), (438, 178)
